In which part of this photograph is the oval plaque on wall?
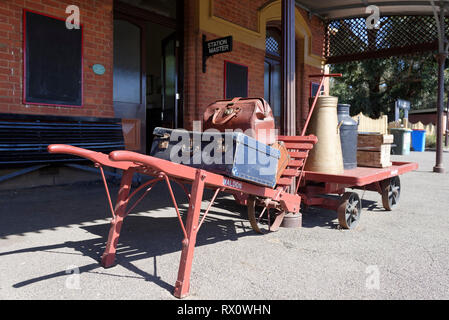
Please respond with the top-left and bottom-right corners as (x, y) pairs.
(92, 64), (106, 75)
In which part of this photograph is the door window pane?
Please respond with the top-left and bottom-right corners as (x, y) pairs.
(272, 62), (281, 126)
(162, 38), (176, 123)
(264, 61), (270, 102)
(113, 20), (141, 103)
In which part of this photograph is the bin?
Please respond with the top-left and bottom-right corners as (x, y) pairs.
(411, 129), (426, 152)
(390, 128), (412, 155)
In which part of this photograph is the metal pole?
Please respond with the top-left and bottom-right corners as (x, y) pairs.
(434, 53), (446, 173)
(280, 0), (299, 224)
(282, 0), (296, 136)
(445, 95), (449, 147)
(431, 0), (446, 173)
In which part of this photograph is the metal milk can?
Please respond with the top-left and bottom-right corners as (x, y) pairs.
(305, 96), (344, 174)
(337, 104), (358, 169)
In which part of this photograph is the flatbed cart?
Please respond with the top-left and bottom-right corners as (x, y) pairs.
(47, 135), (316, 298)
(296, 161), (419, 229)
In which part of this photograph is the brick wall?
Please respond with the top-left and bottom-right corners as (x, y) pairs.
(182, 33), (265, 130)
(213, 0), (267, 32)
(297, 63), (322, 133)
(0, 0), (114, 118)
(184, 0), (325, 133)
(192, 31), (265, 128)
(307, 12), (325, 57)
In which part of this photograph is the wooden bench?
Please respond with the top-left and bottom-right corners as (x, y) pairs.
(0, 113), (126, 183)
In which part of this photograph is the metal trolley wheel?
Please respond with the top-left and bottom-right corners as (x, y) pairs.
(337, 192), (362, 229)
(247, 196), (280, 234)
(381, 176), (401, 211)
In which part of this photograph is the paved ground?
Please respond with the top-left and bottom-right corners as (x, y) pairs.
(0, 151), (448, 300)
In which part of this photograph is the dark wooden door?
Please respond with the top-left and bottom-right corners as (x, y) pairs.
(161, 32), (178, 129)
(113, 15), (146, 153)
(264, 57), (282, 129)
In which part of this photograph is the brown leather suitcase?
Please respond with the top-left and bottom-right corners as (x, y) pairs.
(203, 97), (276, 145)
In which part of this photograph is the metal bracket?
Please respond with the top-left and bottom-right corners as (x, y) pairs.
(202, 34), (209, 73)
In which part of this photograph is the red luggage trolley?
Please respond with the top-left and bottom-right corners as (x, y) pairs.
(296, 162), (418, 229)
(48, 134), (316, 298)
(278, 73), (419, 229)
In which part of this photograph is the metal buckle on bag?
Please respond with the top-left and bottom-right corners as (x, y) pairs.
(159, 140), (169, 149)
(224, 107), (234, 115)
(158, 133), (171, 149)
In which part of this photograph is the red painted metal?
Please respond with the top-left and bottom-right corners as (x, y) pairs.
(47, 142), (310, 298)
(47, 145), (136, 171)
(101, 167), (135, 268)
(97, 164), (115, 218)
(303, 162), (418, 187)
(299, 161), (418, 211)
(47, 139), (418, 295)
(173, 169), (206, 298)
(197, 188), (221, 232)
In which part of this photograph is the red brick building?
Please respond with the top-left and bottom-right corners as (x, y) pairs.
(0, 0), (326, 154)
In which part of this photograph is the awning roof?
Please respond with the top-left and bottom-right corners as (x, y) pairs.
(295, 0), (441, 20)
(317, 1), (449, 63)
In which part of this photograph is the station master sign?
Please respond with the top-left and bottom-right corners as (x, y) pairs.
(203, 35), (233, 72)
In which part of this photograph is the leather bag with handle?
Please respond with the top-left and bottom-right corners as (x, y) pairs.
(203, 97), (276, 145)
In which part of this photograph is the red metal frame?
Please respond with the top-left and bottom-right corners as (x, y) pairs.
(48, 143), (307, 298)
(299, 162), (418, 210)
(23, 9), (84, 108)
(303, 162), (418, 187)
(45, 72), (418, 298)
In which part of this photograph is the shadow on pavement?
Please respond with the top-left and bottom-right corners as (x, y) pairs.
(0, 183), (256, 295)
(0, 178), (391, 294)
(300, 198), (385, 229)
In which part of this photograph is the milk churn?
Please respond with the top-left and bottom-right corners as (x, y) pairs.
(305, 96), (344, 174)
(337, 104), (358, 169)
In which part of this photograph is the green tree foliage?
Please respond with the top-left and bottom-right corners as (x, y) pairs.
(328, 16), (449, 119)
(330, 53), (449, 119)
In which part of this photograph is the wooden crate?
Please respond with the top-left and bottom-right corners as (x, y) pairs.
(357, 144), (392, 168)
(358, 133), (393, 147)
(357, 134), (393, 168)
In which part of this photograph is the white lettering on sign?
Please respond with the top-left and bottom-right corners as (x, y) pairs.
(206, 37), (232, 56)
(209, 45), (229, 54)
(208, 39), (228, 48)
(223, 178), (242, 190)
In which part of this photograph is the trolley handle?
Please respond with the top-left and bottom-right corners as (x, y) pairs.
(301, 73), (342, 136)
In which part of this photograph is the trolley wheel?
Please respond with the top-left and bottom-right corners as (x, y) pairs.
(247, 196), (279, 234)
(381, 176), (401, 211)
(337, 192), (362, 230)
